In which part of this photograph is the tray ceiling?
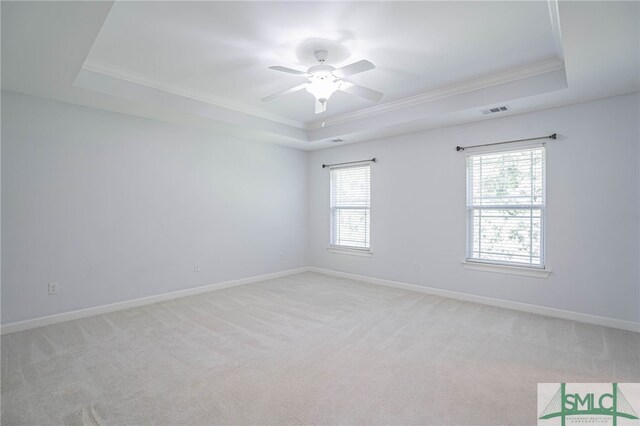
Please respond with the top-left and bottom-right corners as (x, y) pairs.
(85, 1), (561, 124)
(2, 1), (638, 149)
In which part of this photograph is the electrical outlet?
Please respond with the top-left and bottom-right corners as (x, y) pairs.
(48, 282), (59, 295)
(413, 263), (420, 272)
(193, 265), (200, 273)
(279, 252), (285, 261)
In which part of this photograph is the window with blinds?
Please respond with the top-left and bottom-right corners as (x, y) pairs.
(466, 145), (545, 267)
(330, 164), (371, 249)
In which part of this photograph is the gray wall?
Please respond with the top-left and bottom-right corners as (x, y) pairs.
(308, 93), (640, 323)
(2, 91), (639, 326)
(1, 91), (308, 324)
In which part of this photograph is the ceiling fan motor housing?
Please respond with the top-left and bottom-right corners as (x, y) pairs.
(314, 49), (329, 63)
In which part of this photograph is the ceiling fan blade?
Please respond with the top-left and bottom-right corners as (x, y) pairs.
(315, 100), (327, 114)
(262, 83), (309, 102)
(269, 66), (307, 75)
(333, 60), (375, 78)
(339, 82), (383, 102)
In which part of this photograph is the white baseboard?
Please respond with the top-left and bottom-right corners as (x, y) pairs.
(0, 267), (310, 335)
(308, 267), (640, 333)
(4, 266), (638, 335)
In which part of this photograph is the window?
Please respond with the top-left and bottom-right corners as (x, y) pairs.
(330, 164), (370, 250)
(466, 145), (545, 267)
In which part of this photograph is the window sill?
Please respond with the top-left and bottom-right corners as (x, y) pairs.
(461, 261), (551, 278)
(327, 247), (373, 257)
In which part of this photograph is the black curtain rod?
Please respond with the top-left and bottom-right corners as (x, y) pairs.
(322, 158), (376, 168)
(456, 133), (556, 152)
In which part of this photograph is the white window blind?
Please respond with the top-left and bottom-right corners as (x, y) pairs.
(466, 145), (545, 267)
(330, 164), (371, 249)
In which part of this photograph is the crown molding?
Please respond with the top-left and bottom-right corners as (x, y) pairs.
(547, 0), (565, 60)
(82, 59), (304, 129)
(306, 58), (566, 130)
(83, 57), (565, 134)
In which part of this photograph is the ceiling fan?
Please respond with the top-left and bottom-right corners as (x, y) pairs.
(262, 50), (383, 114)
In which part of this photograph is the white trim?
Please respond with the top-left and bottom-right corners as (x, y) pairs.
(327, 247), (373, 257)
(83, 58), (565, 133)
(0, 267), (309, 335)
(306, 59), (566, 130)
(461, 261), (551, 278)
(5, 266), (636, 335)
(308, 267), (640, 333)
(547, 0), (565, 60)
(465, 145), (547, 268)
(82, 59), (303, 129)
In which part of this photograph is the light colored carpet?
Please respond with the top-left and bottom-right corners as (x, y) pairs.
(1, 272), (639, 425)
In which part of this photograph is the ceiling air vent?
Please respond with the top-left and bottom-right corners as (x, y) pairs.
(329, 139), (344, 143)
(481, 105), (510, 115)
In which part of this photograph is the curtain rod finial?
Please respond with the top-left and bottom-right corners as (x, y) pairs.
(550, 133), (557, 139)
(456, 146), (464, 151)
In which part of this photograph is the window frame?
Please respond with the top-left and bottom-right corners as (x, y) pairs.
(465, 142), (547, 269)
(328, 162), (372, 254)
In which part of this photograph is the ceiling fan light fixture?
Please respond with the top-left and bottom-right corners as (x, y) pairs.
(305, 75), (340, 102)
(263, 50), (381, 114)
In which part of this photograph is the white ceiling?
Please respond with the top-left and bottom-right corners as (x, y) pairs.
(2, 1), (639, 150)
(86, 1), (560, 124)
